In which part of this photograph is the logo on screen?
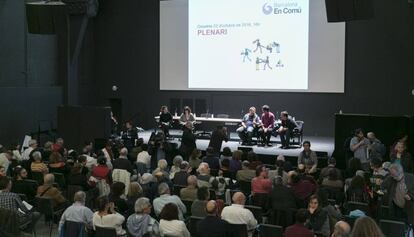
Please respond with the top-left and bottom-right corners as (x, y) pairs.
(262, 3), (273, 15)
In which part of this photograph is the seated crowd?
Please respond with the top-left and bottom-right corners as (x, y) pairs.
(0, 129), (411, 237)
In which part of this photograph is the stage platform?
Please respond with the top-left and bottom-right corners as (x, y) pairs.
(138, 129), (334, 161)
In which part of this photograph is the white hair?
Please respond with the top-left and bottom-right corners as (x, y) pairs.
(135, 197), (151, 213)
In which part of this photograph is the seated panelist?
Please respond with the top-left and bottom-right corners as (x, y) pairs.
(236, 106), (261, 145)
(179, 106), (196, 127)
(274, 111), (298, 149)
(159, 105), (173, 137)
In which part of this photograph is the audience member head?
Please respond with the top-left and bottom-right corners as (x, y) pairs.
(190, 149), (202, 160)
(128, 182), (143, 198)
(395, 141), (406, 154)
(328, 168), (339, 181)
(126, 121), (133, 129)
(183, 106), (192, 115)
(332, 220), (351, 237)
(173, 155), (183, 168)
(97, 156), (107, 166)
(232, 192), (246, 205)
(111, 182), (126, 198)
(14, 166), (27, 180)
(288, 171), (299, 185)
(158, 182), (170, 196)
(232, 150), (243, 161)
(55, 137), (64, 146)
(97, 196), (110, 212)
(389, 163), (404, 180)
(160, 105), (168, 113)
(308, 194), (321, 211)
(351, 216), (384, 237)
(206, 147), (215, 156)
(222, 147), (232, 157)
(221, 158), (230, 169)
(187, 175), (197, 188)
(0, 166), (6, 177)
(160, 203), (179, 221)
(180, 161), (189, 171)
(276, 154), (285, 162)
(242, 160), (250, 169)
(157, 159), (168, 171)
(135, 197), (152, 214)
(44, 173), (55, 185)
(77, 155), (87, 165)
(206, 200), (218, 216)
(44, 141), (53, 151)
(354, 128), (364, 138)
(49, 152), (63, 164)
(248, 107), (256, 115)
(197, 186), (210, 201)
(0, 176), (11, 191)
(73, 191), (86, 205)
(367, 132), (376, 141)
(70, 163), (82, 175)
(119, 147), (128, 157)
(295, 208), (309, 225)
(140, 173), (154, 185)
(197, 162), (210, 175)
(302, 141), (311, 151)
(28, 139), (38, 148)
(328, 157), (337, 167)
(255, 165), (268, 178)
(370, 157), (383, 171)
(32, 151), (42, 162)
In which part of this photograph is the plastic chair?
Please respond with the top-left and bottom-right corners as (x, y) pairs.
(379, 219), (406, 237)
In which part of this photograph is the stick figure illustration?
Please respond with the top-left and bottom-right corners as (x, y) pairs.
(272, 42), (280, 53)
(263, 56), (272, 70)
(256, 57), (263, 70)
(241, 48), (252, 62)
(253, 39), (264, 53)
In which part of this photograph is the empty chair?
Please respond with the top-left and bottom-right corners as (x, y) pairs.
(245, 205), (263, 224)
(228, 224), (248, 237)
(258, 224), (283, 237)
(95, 226), (117, 237)
(379, 219), (406, 237)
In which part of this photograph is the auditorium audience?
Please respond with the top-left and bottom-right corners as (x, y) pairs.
(288, 171), (316, 207)
(22, 139), (38, 161)
(268, 159), (288, 184)
(267, 176), (296, 225)
(68, 163), (89, 190)
(37, 173), (67, 209)
(191, 186), (209, 218)
(321, 168), (344, 189)
(319, 158), (342, 182)
(127, 197), (160, 237)
(180, 175), (198, 201)
(220, 147), (232, 163)
(0, 151), (11, 175)
(298, 141), (318, 174)
(159, 203), (190, 237)
(126, 182), (143, 215)
(229, 150), (243, 173)
(189, 148), (202, 171)
(136, 144), (151, 172)
(208, 126), (228, 155)
(153, 182), (187, 220)
(11, 166), (36, 201)
(93, 196), (126, 236)
(346, 173), (369, 203)
(284, 209), (314, 237)
(247, 151), (262, 170)
(152, 159), (169, 179)
(236, 160), (255, 182)
(367, 132), (386, 160)
(197, 200), (229, 237)
(0, 165), (6, 177)
(221, 192), (257, 233)
(92, 156), (111, 183)
(48, 151), (69, 175)
(197, 162), (213, 188)
(58, 191), (93, 234)
(370, 157), (388, 191)
(350, 216), (384, 237)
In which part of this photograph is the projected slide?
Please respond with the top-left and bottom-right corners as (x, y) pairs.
(188, 0), (309, 90)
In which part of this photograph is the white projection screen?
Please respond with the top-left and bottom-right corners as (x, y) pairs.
(160, 0), (345, 93)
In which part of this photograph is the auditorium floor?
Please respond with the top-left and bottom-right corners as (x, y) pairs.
(139, 130), (334, 157)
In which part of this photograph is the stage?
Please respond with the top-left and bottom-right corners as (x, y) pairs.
(138, 129), (334, 161)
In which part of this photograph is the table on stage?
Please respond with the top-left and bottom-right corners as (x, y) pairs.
(154, 115), (242, 127)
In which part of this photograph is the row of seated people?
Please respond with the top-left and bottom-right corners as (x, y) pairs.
(157, 105), (301, 148)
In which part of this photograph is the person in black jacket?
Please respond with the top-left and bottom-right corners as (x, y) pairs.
(179, 122), (197, 160)
(108, 182), (128, 216)
(267, 176), (296, 227)
(159, 105), (173, 137)
(274, 111), (298, 149)
(208, 126), (228, 155)
(68, 163), (89, 190)
(113, 148), (134, 175)
(11, 166), (36, 201)
(307, 195), (330, 237)
(197, 200), (229, 237)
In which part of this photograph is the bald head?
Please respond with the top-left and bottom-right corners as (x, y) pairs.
(332, 221), (351, 237)
(44, 173), (55, 185)
(119, 147), (128, 156)
(232, 192), (246, 205)
(206, 200), (217, 215)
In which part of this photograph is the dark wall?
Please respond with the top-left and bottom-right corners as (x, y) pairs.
(91, 0), (414, 137)
(0, 0), (62, 144)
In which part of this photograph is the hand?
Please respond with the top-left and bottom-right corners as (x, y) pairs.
(405, 194), (411, 201)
